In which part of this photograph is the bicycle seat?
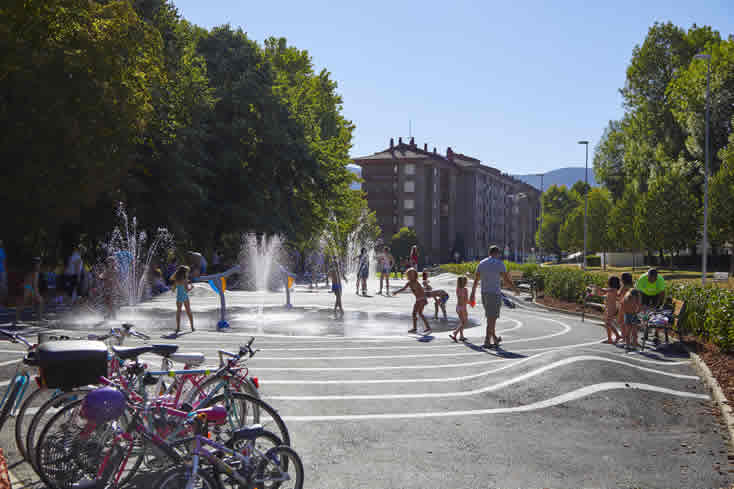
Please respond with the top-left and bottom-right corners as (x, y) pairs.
(169, 352), (205, 366)
(111, 345), (154, 360)
(231, 424), (265, 443)
(150, 344), (179, 357)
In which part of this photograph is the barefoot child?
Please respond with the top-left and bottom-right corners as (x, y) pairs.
(422, 271), (448, 320)
(622, 289), (642, 349)
(172, 265), (194, 333)
(328, 258), (343, 316)
(394, 268), (432, 334)
(593, 276), (623, 344)
(450, 276), (469, 342)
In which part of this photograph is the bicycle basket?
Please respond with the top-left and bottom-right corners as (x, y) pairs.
(81, 387), (126, 423)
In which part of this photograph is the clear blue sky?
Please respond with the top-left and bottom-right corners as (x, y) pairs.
(173, 0), (733, 175)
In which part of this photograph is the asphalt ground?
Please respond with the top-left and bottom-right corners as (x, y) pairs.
(0, 274), (731, 488)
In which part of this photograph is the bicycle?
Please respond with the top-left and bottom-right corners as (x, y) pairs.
(0, 328), (37, 431)
(156, 411), (303, 489)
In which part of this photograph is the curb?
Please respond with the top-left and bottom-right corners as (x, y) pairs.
(683, 344), (734, 450)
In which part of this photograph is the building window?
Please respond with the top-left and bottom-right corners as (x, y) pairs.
(434, 168), (438, 176)
(393, 164), (398, 174)
(434, 183), (437, 193)
(404, 199), (414, 210)
(393, 216), (397, 224)
(404, 215), (415, 227)
(404, 181), (415, 192)
(405, 163), (415, 175)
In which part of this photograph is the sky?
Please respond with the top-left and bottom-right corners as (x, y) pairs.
(172, 0), (734, 175)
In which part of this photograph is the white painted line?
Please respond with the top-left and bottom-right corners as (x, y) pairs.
(0, 349), (26, 354)
(268, 355), (700, 400)
(282, 382), (710, 421)
(0, 357), (22, 367)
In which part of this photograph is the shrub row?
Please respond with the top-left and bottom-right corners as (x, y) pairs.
(669, 283), (734, 352)
(524, 266), (607, 303)
(439, 261), (538, 277)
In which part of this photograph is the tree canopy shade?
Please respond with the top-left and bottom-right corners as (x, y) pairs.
(391, 227), (420, 266)
(559, 188), (613, 253)
(0, 0), (372, 264)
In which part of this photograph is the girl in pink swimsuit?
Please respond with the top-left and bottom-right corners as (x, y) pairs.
(450, 276), (469, 342)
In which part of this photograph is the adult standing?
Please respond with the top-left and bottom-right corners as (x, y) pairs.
(64, 247), (84, 304)
(409, 245), (419, 271)
(187, 251), (206, 280)
(635, 268), (665, 307)
(356, 248), (369, 296)
(377, 246), (394, 296)
(0, 240), (6, 305)
(469, 245), (518, 349)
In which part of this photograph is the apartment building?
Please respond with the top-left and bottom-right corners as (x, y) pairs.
(354, 137), (540, 265)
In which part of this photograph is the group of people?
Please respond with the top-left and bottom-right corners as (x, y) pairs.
(336, 244), (519, 349)
(593, 268), (667, 350)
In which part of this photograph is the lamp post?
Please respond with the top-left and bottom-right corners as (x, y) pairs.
(695, 53), (711, 285)
(578, 141), (589, 270)
(537, 173), (544, 262)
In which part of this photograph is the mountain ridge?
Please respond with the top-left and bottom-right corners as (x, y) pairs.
(513, 167), (597, 191)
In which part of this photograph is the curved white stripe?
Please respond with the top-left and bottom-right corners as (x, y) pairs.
(281, 383), (710, 421)
(0, 357), (23, 367)
(267, 355), (699, 400)
(613, 351), (691, 365)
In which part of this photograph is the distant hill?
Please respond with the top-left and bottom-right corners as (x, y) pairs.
(514, 167), (597, 191)
(347, 164), (361, 190)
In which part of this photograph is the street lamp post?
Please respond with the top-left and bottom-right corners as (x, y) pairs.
(537, 173), (544, 263)
(578, 141), (589, 270)
(695, 53), (711, 285)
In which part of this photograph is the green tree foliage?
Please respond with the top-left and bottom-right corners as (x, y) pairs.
(558, 188), (613, 253)
(391, 227), (420, 266)
(1, 0), (164, 253)
(605, 186), (639, 251)
(634, 166), (701, 262)
(593, 120), (626, 200)
(536, 185), (578, 257)
(711, 133), (734, 275)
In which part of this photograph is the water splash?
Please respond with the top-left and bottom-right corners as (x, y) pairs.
(239, 233), (287, 316)
(320, 210), (377, 283)
(100, 203), (173, 307)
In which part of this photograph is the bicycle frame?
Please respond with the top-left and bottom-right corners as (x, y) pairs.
(0, 371), (30, 416)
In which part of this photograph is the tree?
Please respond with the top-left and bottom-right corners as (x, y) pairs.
(559, 188), (613, 253)
(536, 214), (563, 259)
(635, 166), (701, 264)
(536, 185), (578, 257)
(711, 129), (734, 275)
(391, 227), (420, 266)
(593, 120), (626, 200)
(1, 0), (164, 253)
(606, 186), (640, 251)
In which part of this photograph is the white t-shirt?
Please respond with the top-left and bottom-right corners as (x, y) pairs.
(476, 257), (506, 294)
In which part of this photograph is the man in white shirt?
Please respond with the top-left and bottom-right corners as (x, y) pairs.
(470, 245), (517, 349)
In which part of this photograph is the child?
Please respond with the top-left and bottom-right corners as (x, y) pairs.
(15, 257), (43, 325)
(422, 271), (448, 320)
(172, 265), (195, 333)
(450, 276), (469, 342)
(621, 288), (642, 349)
(329, 258), (343, 316)
(617, 273), (634, 345)
(394, 268), (432, 335)
(594, 276), (622, 344)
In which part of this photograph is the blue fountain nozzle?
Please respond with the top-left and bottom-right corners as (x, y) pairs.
(217, 320), (230, 330)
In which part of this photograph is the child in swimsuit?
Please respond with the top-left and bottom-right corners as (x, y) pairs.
(616, 273), (634, 346)
(593, 276), (622, 344)
(422, 271), (448, 320)
(621, 289), (642, 349)
(15, 257), (43, 325)
(450, 276), (469, 342)
(328, 258), (343, 316)
(394, 268), (431, 335)
(172, 265), (194, 333)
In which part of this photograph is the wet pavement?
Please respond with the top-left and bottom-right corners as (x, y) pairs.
(0, 274), (731, 488)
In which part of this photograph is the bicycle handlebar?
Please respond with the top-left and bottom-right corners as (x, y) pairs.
(0, 328), (34, 349)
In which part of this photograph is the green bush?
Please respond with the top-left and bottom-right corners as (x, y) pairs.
(526, 266), (607, 303)
(586, 255), (601, 267)
(669, 283), (734, 352)
(439, 261), (539, 277)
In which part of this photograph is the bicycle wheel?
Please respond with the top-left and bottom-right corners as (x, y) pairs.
(15, 386), (54, 460)
(156, 466), (218, 489)
(199, 392), (290, 448)
(215, 429), (282, 489)
(0, 376), (24, 431)
(25, 387), (93, 474)
(35, 399), (143, 489)
(255, 446), (304, 489)
(184, 374), (259, 410)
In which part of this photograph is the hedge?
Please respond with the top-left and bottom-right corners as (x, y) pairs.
(439, 261), (538, 277)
